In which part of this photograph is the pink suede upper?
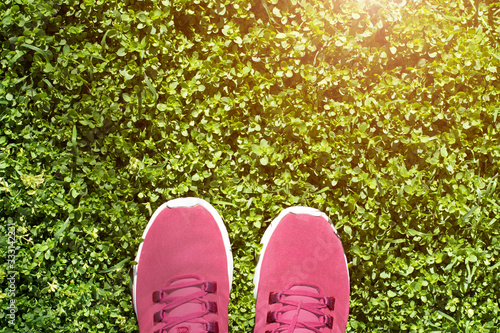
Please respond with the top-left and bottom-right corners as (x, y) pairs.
(135, 205), (231, 333)
(254, 213), (350, 333)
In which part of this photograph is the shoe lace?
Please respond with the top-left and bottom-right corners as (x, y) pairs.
(152, 274), (219, 333)
(266, 284), (335, 333)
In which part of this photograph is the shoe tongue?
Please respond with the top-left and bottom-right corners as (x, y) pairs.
(281, 285), (322, 333)
(167, 278), (205, 333)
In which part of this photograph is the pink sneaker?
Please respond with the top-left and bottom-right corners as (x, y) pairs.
(253, 207), (350, 333)
(133, 198), (233, 333)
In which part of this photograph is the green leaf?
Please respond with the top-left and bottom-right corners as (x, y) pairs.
(440, 146), (448, 158)
(117, 48), (127, 57)
(119, 69), (135, 81)
(99, 258), (129, 274)
(54, 197), (65, 206)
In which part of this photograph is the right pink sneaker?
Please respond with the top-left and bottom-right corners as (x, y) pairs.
(253, 207), (350, 333)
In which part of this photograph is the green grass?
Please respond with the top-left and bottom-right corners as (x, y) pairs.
(1, 0), (500, 331)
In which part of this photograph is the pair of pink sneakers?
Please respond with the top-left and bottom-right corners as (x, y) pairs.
(133, 198), (350, 333)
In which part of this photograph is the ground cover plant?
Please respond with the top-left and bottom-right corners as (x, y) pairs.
(1, 0), (500, 331)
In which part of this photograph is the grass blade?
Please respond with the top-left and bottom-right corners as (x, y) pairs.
(437, 310), (457, 324)
(144, 74), (158, 102)
(54, 217), (70, 239)
(461, 205), (477, 223)
(99, 258), (129, 274)
(22, 43), (50, 62)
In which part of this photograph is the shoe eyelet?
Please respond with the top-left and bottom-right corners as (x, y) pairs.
(267, 311), (277, 324)
(204, 281), (217, 293)
(323, 315), (333, 329)
(153, 290), (165, 303)
(268, 292), (280, 304)
(324, 296), (335, 311)
(207, 321), (219, 333)
(154, 310), (166, 323)
(207, 301), (218, 313)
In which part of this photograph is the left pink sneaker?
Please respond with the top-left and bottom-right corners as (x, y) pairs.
(133, 198), (233, 333)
